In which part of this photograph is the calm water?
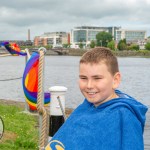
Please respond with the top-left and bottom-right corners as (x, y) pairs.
(0, 55), (150, 109)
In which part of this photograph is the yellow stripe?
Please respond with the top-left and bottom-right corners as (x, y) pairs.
(25, 74), (29, 87)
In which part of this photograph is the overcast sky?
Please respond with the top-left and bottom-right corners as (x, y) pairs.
(0, 0), (150, 41)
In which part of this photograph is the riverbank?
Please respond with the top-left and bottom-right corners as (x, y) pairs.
(45, 48), (150, 57)
(113, 50), (150, 57)
(0, 99), (73, 116)
(68, 49), (150, 57)
(1, 47), (150, 57)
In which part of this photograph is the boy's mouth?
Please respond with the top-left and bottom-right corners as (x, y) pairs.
(87, 92), (96, 94)
(86, 91), (98, 96)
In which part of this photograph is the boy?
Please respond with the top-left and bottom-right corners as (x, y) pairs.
(45, 47), (148, 150)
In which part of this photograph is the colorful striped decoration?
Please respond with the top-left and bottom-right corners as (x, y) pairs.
(0, 41), (27, 56)
(22, 51), (50, 110)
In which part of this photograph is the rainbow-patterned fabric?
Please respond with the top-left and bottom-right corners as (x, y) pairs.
(22, 51), (50, 110)
(1, 41), (27, 56)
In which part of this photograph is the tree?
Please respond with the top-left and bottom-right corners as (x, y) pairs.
(117, 39), (127, 50)
(107, 40), (115, 50)
(90, 40), (96, 48)
(145, 42), (150, 50)
(79, 42), (83, 49)
(96, 31), (113, 47)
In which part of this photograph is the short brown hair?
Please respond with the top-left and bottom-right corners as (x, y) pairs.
(80, 47), (119, 75)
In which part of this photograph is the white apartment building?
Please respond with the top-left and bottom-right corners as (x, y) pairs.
(70, 26), (121, 47)
(116, 29), (147, 44)
(70, 26), (147, 47)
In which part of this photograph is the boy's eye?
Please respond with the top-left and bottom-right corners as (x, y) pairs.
(80, 77), (87, 80)
(95, 78), (100, 80)
(94, 77), (102, 80)
(79, 76), (87, 80)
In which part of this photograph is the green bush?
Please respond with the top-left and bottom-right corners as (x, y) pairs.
(128, 44), (139, 51)
(117, 39), (127, 50)
(145, 42), (150, 50)
(107, 40), (115, 50)
(90, 40), (96, 48)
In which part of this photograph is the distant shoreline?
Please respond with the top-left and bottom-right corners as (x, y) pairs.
(1, 47), (150, 57)
(46, 48), (150, 57)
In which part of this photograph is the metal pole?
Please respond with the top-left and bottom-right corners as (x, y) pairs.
(24, 55), (29, 112)
(57, 96), (67, 121)
(24, 48), (31, 112)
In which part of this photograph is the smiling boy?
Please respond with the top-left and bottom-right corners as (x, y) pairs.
(79, 52), (120, 106)
(45, 47), (148, 150)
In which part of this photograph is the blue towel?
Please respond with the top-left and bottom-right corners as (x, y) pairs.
(45, 90), (148, 150)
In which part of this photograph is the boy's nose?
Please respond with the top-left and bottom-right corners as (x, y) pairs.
(87, 80), (93, 89)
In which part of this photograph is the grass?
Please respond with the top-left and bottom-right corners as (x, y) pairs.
(0, 104), (39, 150)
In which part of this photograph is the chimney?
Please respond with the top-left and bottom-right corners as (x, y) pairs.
(28, 29), (30, 41)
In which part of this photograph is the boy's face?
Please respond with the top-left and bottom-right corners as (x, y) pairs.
(79, 62), (120, 106)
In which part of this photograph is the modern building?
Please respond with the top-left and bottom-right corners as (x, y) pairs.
(70, 26), (147, 48)
(70, 26), (121, 47)
(34, 32), (70, 47)
(116, 29), (147, 44)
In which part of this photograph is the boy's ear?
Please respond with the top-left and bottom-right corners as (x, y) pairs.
(113, 72), (121, 89)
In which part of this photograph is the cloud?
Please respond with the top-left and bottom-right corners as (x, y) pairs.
(0, 0), (150, 40)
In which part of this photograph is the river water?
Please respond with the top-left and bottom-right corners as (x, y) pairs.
(0, 55), (150, 109)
